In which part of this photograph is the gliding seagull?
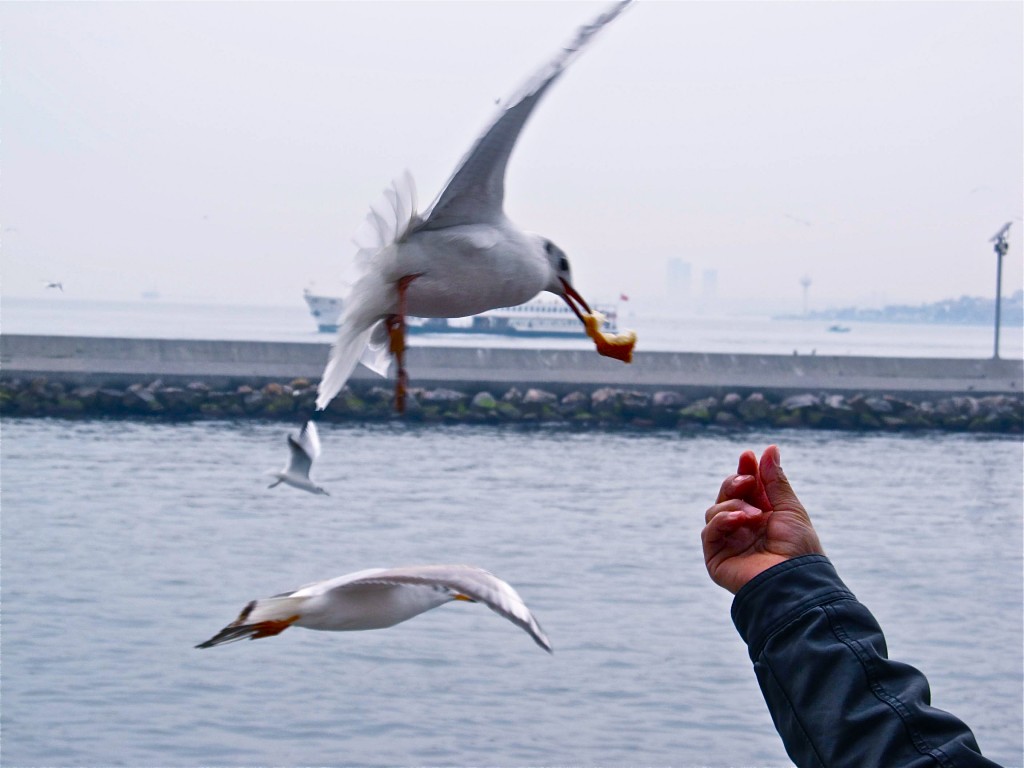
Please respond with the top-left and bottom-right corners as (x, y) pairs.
(196, 564), (552, 653)
(267, 420), (329, 495)
(316, 1), (636, 414)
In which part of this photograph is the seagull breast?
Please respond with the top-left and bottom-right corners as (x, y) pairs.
(395, 224), (550, 318)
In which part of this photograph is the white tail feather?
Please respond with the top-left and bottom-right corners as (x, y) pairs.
(351, 171), (418, 267)
(318, 173), (420, 410)
(359, 320), (392, 377)
(196, 595), (308, 648)
(317, 322), (377, 410)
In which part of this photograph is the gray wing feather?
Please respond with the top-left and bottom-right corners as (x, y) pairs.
(286, 434), (313, 477)
(417, 0), (632, 232)
(286, 421), (320, 478)
(341, 564), (552, 652)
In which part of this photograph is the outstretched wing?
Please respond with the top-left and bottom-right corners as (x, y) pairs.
(338, 564), (552, 653)
(286, 421), (320, 477)
(417, 0), (632, 232)
(298, 420), (322, 461)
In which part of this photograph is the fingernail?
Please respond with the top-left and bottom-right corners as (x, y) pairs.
(770, 445), (781, 467)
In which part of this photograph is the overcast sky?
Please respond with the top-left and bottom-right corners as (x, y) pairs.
(2, 1), (1021, 313)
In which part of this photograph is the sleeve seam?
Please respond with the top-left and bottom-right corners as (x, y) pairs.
(748, 591), (855, 660)
(759, 658), (827, 768)
(822, 603), (960, 768)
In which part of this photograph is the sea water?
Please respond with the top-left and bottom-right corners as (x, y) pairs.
(1, 420), (1021, 766)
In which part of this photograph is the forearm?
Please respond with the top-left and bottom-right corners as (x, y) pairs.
(732, 555), (997, 768)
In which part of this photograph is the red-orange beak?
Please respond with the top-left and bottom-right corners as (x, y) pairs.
(559, 278), (593, 322)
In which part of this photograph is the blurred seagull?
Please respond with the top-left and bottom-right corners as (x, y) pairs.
(316, 0), (635, 414)
(43, 280), (63, 292)
(267, 420), (329, 496)
(195, 564), (551, 653)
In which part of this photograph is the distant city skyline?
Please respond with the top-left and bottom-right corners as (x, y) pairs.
(1, 2), (1021, 312)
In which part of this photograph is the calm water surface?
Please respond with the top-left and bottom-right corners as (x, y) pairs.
(2, 420), (1021, 766)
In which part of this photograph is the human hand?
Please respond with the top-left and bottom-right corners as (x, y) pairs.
(701, 445), (824, 594)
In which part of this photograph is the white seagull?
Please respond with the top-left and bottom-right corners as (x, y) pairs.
(195, 564), (552, 653)
(267, 420), (329, 496)
(43, 280), (63, 292)
(316, 0), (636, 414)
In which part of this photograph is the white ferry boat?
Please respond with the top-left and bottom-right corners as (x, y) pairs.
(303, 289), (620, 337)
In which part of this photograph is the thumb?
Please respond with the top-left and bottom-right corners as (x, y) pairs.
(760, 445), (802, 512)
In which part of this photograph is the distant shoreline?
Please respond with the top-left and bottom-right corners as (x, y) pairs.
(779, 289), (1024, 326)
(1, 334), (1021, 433)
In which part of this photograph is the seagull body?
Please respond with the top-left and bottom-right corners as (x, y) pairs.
(43, 281), (63, 292)
(316, 1), (634, 412)
(267, 420), (328, 495)
(196, 564), (551, 653)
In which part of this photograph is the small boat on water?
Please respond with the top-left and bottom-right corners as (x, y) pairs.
(303, 289), (621, 337)
(828, 324), (852, 333)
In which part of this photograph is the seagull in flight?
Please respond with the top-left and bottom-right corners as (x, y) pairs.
(43, 280), (63, 292)
(316, 1), (636, 414)
(267, 420), (329, 495)
(196, 564), (551, 653)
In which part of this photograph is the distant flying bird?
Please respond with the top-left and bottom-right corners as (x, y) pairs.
(267, 421), (329, 495)
(316, 0), (636, 414)
(195, 564), (552, 653)
(43, 281), (63, 292)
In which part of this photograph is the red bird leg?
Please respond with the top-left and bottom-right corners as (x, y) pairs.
(386, 275), (419, 414)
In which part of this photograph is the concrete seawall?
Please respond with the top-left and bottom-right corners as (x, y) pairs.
(2, 333), (1021, 397)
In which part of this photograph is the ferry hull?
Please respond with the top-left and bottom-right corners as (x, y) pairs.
(303, 290), (619, 338)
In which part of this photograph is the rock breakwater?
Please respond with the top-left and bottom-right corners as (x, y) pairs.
(2, 376), (1021, 433)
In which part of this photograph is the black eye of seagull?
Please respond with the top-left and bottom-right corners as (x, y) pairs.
(559, 256), (569, 272)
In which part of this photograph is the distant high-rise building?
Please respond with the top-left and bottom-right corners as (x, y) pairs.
(667, 258), (692, 299)
(701, 268), (718, 301)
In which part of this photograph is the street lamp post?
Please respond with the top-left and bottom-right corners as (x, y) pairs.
(990, 222), (1011, 360)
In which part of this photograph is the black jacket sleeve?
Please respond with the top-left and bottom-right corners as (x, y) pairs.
(731, 554), (1000, 768)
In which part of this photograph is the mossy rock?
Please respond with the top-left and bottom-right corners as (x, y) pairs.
(471, 392), (499, 411)
(772, 411), (803, 428)
(857, 411), (882, 429)
(737, 394), (773, 423)
(496, 402), (522, 420)
(55, 397), (86, 414)
(199, 402), (224, 416)
(324, 391), (367, 416)
(714, 411), (741, 428)
(262, 395), (296, 416)
(679, 398), (717, 423)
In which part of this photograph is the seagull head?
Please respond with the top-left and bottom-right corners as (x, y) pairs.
(539, 238), (593, 323)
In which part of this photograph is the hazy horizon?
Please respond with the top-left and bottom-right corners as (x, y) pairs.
(2, 2), (1022, 314)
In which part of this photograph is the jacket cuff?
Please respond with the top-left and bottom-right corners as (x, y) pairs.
(731, 554), (856, 661)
